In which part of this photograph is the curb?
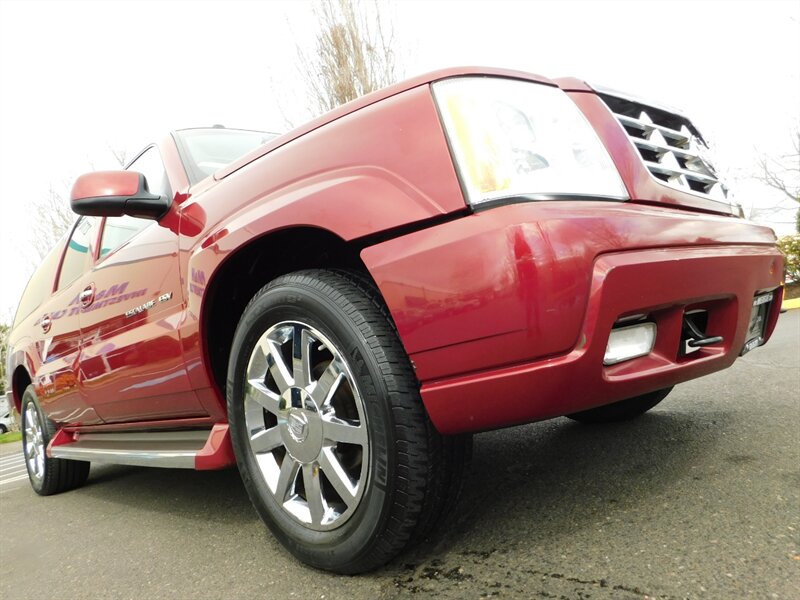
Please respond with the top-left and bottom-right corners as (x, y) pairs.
(782, 297), (800, 311)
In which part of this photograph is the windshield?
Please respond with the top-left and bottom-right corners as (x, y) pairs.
(174, 128), (279, 184)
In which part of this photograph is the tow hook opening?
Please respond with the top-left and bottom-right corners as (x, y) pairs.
(681, 310), (723, 355)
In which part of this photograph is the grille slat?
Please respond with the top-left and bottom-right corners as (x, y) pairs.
(599, 92), (727, 202)
(617, 114), (691, 146)
(644, 161), (718, 184)
(632, 138), (710, 170)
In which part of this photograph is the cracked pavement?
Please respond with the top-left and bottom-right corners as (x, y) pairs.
(1, 311), (798, 599)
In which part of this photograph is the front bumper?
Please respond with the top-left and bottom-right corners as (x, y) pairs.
(361, 201), (783, 434)
(419, 245), (781, 433)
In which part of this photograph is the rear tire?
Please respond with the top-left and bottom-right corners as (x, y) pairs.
(567, 387), (674, 424)
(21, 385), (90, 495)
(227, 269), (465, 573)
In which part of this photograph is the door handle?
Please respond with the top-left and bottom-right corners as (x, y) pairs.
(80, 284), (96, 308)
(40, 314), (52, 333)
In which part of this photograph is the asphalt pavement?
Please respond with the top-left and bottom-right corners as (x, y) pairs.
(1, 311), (798, 599)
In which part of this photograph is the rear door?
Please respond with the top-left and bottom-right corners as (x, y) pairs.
(34, 216), (104, 426)
(77, 146), (206, 423)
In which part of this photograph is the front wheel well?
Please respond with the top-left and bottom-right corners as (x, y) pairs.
(203, 227), (377, 398)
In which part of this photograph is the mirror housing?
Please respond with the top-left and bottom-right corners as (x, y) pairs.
(70, 171), (170, 220)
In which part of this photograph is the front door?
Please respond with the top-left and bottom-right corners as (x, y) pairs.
(78, 146), (206, 423)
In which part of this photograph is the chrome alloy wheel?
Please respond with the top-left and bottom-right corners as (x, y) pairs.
(24, 403), (46, 482)
(244, 321), (369, 531)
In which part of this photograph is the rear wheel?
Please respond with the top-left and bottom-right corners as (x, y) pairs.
(567, 387), (674, 424)
(227, 270), (466, 573)
(21, 385), (90, 495)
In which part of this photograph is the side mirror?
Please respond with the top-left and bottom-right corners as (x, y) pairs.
(70, 171), (170, 220)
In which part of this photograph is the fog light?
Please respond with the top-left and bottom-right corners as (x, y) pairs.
(604, 322), (656, 365)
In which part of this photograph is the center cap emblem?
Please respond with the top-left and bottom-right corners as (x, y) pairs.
(287, 412), (308, 442)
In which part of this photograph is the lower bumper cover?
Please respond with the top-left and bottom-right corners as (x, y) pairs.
(420, 245), (782, 434)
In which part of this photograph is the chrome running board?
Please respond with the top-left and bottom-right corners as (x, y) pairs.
(50, 430), (211, 469)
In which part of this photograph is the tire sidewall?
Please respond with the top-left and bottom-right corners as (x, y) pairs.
(21, 386), (50, 495)
(227, 280), (397, 568)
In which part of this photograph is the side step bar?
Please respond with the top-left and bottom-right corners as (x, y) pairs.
(48, 424), (235, 470)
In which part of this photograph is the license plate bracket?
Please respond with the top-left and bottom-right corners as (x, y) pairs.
(741, 292), (773, 355)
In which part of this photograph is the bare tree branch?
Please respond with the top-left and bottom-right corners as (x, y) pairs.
(296, 0), (401, 118)
(754, 128), (800, 232)
(108, 144), (128, 168)
(27, 149), (119, 269)
(29, 183), (74, 263)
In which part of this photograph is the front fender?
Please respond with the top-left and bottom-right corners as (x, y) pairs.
(176, 83), (467, 397)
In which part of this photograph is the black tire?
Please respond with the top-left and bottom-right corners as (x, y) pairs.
(0, 424), (7, 434)
(227, 270), (465, 573)
(567, 387), (674, 424)
(21, 385), (90, 495)
(409, 431), (472, 545)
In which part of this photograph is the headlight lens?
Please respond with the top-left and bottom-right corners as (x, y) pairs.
(432, 76), (628, 207)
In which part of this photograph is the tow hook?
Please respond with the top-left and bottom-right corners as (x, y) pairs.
(683, 316), (723, 348)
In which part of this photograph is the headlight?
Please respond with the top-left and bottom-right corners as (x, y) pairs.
(432, 76), (629, 208)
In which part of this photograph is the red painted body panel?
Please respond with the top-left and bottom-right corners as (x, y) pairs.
(34, 223), (103, 426)
(360, 202), (779, 383)
(4, 67), (784, 454)
(215, 66), (555, 183)
(61, 416), (217, 433)
(78, 217), (204, 423)
(418, 245), (782, 433)
(177, 84), (466, 412)
(194, 424), (235, 470)
(71, 170), (139, 201)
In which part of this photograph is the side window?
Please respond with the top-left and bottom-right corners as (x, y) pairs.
(97, 146), (169, 258)
(100, 214), (150, 258)
(57, 216), (100, 291)
(14, 239), (66, 326)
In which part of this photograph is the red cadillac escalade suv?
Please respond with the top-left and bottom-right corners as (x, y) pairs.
(6, 67), (783, 573)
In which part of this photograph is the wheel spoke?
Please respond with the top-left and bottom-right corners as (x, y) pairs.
(303, 463), (326, 525)
(249, 426), (283, 454)
(246, 340), (269, 381)
(245, 380), (281, 415)
(274, 456), (300, 503)
(310, 361), (344, 408)
(319, 447), (357, 507)
(292, 326), (313, 389)
(266, 339), (293, 393)
(323, 418), (367, 446)
(25, 442), (35, 457)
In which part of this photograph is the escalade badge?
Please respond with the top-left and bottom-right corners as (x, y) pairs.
(287, 412), (308, 442)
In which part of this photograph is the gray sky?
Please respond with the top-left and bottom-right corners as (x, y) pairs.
(1, 0), (798, 321)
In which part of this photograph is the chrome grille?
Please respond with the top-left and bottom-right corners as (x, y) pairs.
(598, 90), (727, 201)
